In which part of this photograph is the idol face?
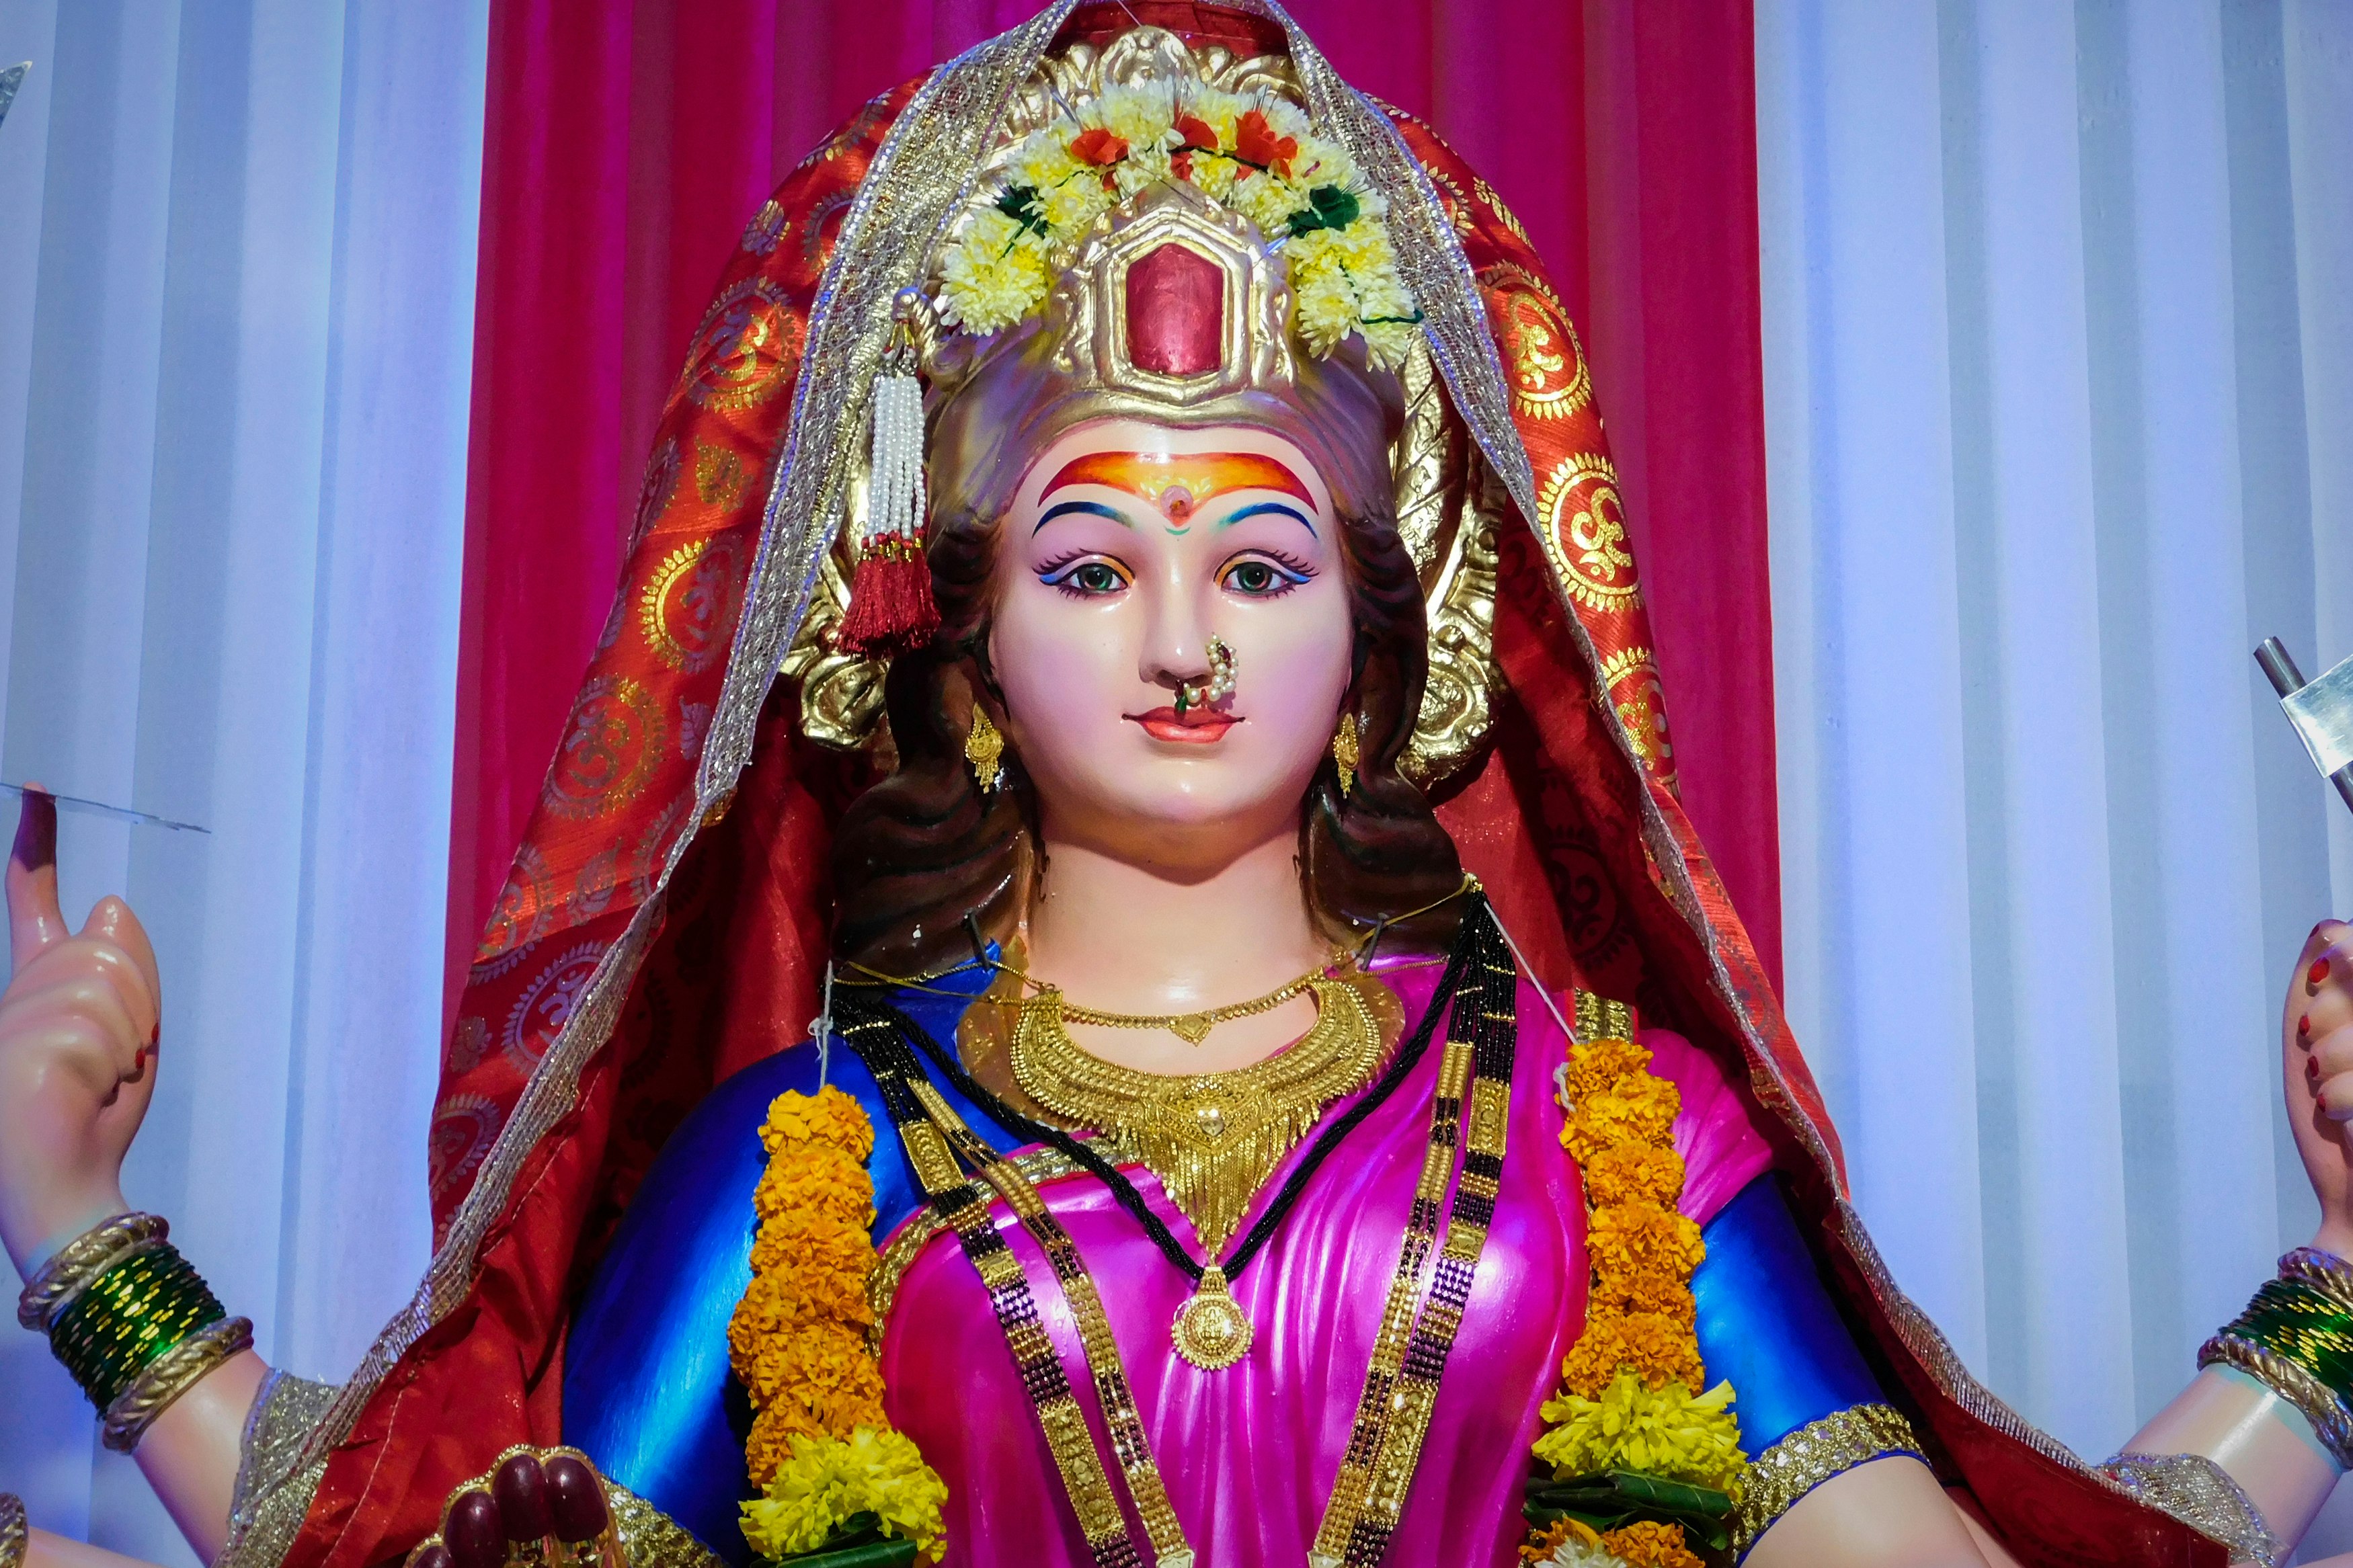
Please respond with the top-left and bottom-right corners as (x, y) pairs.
(988, 418), (1355, 863)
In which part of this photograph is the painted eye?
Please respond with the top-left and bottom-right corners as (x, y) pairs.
(1040, 557), (1130, 596)
(1220, 555), (1312, 597)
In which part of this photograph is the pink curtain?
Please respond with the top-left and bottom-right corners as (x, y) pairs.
(448, 0), (1778, 1024)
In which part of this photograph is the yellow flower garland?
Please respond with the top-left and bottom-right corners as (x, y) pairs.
(1533, 1015), (1746, 1514)
(729, 1086), (947, 1561)
(936, 84), (1419, 368)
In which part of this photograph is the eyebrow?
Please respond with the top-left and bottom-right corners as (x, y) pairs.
(1218, 500), (1318, 538)
(1033, 499), (1134, 534)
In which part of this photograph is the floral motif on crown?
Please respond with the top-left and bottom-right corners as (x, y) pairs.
(936, 85), (1420, 370)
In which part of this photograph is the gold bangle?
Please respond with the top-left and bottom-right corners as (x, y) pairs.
(15, 1212), (168, 1331)
(0, 1491), (26, 1568)
(99, 1315), (253, 1453)
(2281, 1247), (2353, 1316)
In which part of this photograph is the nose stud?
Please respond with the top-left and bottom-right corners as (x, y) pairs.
(1175, 636), (1238, 715)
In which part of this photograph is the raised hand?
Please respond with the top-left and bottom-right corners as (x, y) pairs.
(2285, 919), (2353, 1257)
(0, 788), (163, 1276)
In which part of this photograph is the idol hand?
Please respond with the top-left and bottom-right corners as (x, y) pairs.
(0, 786), (162, 1277)
(2287, 919), (2353, 1257)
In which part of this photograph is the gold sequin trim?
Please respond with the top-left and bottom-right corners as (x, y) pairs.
(1730, 1403), (1924, 1554)
(608, 1478), (729, 1568)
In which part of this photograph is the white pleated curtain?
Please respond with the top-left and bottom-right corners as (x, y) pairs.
(0, 4), (486, 1565)
(1759, 0), (2353, 1549)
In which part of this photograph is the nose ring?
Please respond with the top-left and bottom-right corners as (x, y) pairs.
(1176, 636), (1237, 714)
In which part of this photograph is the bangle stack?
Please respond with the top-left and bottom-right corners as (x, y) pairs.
(13, 1212), (253, 1453)
(1, 1491), (27, 1568)
(2199, 1246), (2353, 1470)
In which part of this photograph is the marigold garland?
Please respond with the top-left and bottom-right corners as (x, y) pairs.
(936, 85), (1419, 367)
(1521, 1518), (1704, 1568)
(1534, 1016), (1746, 1537)
(729, 1086), (947, 1561)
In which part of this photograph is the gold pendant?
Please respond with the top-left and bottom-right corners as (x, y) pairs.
(1172, 1265), (1252, 1370)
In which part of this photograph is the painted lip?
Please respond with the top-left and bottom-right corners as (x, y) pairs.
(1126, 706), (1240, 744)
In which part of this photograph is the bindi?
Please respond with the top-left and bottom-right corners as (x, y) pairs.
(1044, 451), (1312, 532)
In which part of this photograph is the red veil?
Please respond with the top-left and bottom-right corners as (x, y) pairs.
(243, 6), (2223, 1566)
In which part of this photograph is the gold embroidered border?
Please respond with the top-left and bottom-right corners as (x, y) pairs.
(2096, 1452), (2281, 1568)
(1730, 1402), (1923, 1555)
(608, 1478), (729, 1568)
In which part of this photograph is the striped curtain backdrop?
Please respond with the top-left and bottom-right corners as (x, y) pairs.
(1759, 0), (2353, 1548)
(0, 4), (489, 1565)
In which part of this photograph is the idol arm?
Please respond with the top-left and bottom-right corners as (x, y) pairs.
(0, 789), (266, 1562)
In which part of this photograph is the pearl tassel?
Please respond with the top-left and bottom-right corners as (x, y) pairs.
(836, 308), (940, 656)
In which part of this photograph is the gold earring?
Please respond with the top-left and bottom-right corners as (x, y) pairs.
(1331, 712), (1359, 795)
(965, 706), (1005, 793)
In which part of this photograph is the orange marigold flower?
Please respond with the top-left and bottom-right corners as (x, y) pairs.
(1589, 1270), (1696, 1323)
(1234, 109), (1298, 178)
(760, 1087), (875, 1162)
(1519, 1517), (1605, 1562)
(750, 1206), (876, 1280)
(738, 1320), (882, 1411)
(1564, 1038), (1651, 1104)
(752, 1146), (874, 1227)
(1587, 1201), (1705, 1284)
(1564, 1079), (1680, 1163)
(1581, 1143), (1685, 1208)
(1068, 126), (1129, 166)
(1615, 1311), (1706, 1391)
(1600, 1520), (1703, 1568)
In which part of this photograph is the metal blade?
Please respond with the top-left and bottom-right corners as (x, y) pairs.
(0, 782), (208, 835)
(0, 63), (28, 131)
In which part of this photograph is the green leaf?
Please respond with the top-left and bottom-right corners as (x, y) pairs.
(1285, 184), (1361, 237)
(996, 185), (1049, 237)
(758, 1534), (919, 1568)
(1527, 1469), (1732, 1518)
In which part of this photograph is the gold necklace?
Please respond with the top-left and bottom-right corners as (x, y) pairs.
(1054, 960), (1330, 1044)
(1009, 967), (1393, 1367)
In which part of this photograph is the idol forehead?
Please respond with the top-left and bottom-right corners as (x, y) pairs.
(1014, 423), (1336, 519)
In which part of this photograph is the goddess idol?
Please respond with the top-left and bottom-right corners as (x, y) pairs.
(7, 7), (2353, 1568)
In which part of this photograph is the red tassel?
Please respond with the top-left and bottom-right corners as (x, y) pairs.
(836, 540), (940, 658)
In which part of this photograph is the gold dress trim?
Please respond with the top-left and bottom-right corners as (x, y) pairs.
(607, 1479), (729, 1568)
(1008, 968), (1394, 1257)
(1728, 1402), (1924, 1555)
(2096, 1452), (2282, 1568)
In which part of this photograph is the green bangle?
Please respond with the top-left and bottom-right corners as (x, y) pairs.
(2225, 1277), (2353, 1397)
(46, 1242), (225, 1410)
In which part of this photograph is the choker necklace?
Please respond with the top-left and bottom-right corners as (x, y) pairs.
(1012, 966), (1391, 1366)
(1053, 960), (1332, 1044)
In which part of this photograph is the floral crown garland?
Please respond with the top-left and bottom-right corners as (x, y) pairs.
(835, 85), (1422, 662)
(936, 83), (1421, 369)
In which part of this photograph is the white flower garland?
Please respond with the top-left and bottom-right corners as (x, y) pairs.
(936, 85), (1420, 369)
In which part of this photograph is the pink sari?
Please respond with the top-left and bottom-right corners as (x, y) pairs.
(879, 965), (1775, 1565)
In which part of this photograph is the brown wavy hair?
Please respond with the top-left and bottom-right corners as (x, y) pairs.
(828, 327), (1462, 974)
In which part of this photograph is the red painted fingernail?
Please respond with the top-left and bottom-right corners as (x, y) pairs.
(2309, 1056), (2322, 1082)
(2313, 958), (2334, 986)
(2302, 1014), (2314, 1038)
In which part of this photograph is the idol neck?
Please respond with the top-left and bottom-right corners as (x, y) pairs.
(1023, 812), (1328, 1024)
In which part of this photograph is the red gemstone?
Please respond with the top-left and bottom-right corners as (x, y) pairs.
(1125, 244), (1224, 377)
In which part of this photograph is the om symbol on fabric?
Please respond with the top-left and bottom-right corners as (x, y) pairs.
(640, 535), (748, 673)
(1600, 646), (1674, 778)
(544, 675), (665, 820)
(682, 277), (802, 411)
(1538, 454), (1640, 611)
(1480, 263), (1590, 421)
(502, 940), (607, 1071)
